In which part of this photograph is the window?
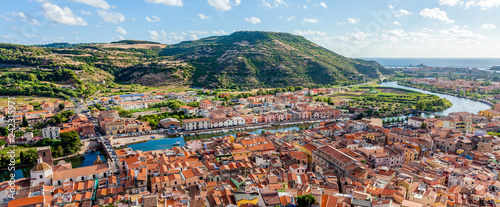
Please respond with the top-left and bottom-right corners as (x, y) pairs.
(40, 175), (43, 179)
(81, 176), (85, 180)
(58, 181), (61, 185)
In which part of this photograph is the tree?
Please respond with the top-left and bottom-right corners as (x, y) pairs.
(296, 194), (316, 207)
(356, 112), (366, 120)
(58, 103), (65, 110)
(60, 131), (83, 155)
(118, 110), (133, 118)
(0, 127), (8, 136)
(20, 149), (37, 164)
(22, 116), (29, 127)
(415, 100), (426, 111)
(187, 101), (200, 107)
(420, 122), (427, 129)
(52, 145), (64, 158)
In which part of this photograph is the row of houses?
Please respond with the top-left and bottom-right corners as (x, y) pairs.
(182, 108), (343, 131)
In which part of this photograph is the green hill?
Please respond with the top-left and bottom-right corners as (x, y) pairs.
(0, 31), (391, 99)
(147, 31), (391, 88)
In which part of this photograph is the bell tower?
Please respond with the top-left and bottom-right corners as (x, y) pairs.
(36, 146), (53, 167)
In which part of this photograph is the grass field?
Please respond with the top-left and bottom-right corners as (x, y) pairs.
(0, 97), (63, 108)
(0, 146), (37, 165)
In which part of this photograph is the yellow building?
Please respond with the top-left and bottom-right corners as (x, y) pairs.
(479, 109), (500, 120)
(235, 196), (259, 207)
(231, 148), (251, 157)
(294, 142), (317, 164)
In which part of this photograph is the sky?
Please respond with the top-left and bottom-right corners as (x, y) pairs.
(1, 0), (500, 58)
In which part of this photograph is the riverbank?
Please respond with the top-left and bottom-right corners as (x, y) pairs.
(111, 135), (161, 148)
(380, 82), (491, 115)
(176, 117), (339, 139)
(397, 81), (494, 107)
(112, 118), (336, 148)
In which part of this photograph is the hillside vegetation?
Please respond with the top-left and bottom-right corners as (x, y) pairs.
(0, 31), (391, 99)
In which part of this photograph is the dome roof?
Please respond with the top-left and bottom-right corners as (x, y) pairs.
(31, 162), (52, 172)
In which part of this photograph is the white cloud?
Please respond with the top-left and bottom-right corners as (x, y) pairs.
(465, 0), (500, 9)
(1, 15), (11, 21)
(212, 30), (228, 35)
(146, 15), (161, 22)
(419, 8), (454, 23)
(187, 30), (208, 40)
(207, 0), (241, 11)
(97, 10), (125, 24)
(381, 29), (408, 41)
(347, 18), (358, 24)
(438, 25), (485, 39)
(72, 0), (111, 10)
(302, 18), (318, 24)
(115, 26), (128, 35)
(303, 5), (308, 9)
(349, 31), (372, 41)
(393, 21), (401, 26)
(41, 3), (87, 26)
(149, 30), (159, 37)
(9, 12), (41, 26)
(245, 17), (261, 24)
(117, 35), (124, 40)
(395, 9), (412, 17)
(286, 16), (295, 21)
(293, 30), (326, 36)
(80, 10), (92, 15)
(144, 0), (183, 6)
(197, 13), (211, 20)
(439, 0), (462, 6)
(315, 1), (327, 8)
(261, 0), (288, 9)
(481, 23), (496, 29)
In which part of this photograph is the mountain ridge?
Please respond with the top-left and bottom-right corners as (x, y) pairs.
(0, 31), (391, 99)
(118, 31), (391, 89)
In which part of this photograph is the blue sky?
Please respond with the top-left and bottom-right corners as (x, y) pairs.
(1, 0), (500, 58)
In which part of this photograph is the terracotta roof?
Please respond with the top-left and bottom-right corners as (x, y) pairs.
(318, 145), (356, 164)
(8, 195), (52, 207)
(53, 164), (108, 180)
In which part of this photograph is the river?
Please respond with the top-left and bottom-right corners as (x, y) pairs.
(380, 81), (491, 116)
(126, 123), (315, 152)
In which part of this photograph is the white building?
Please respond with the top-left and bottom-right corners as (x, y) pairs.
(42, 127), (60, 140)
(231, 117), (245, 126)
(408, 117), (426, 128)
(30, 156), (53, 186)
(183, 118), (211, 131)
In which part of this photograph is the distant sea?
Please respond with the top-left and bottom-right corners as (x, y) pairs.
(363, 58), (500, 69)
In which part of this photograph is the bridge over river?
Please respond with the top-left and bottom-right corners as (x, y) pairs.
(96, 132), (120, 175)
